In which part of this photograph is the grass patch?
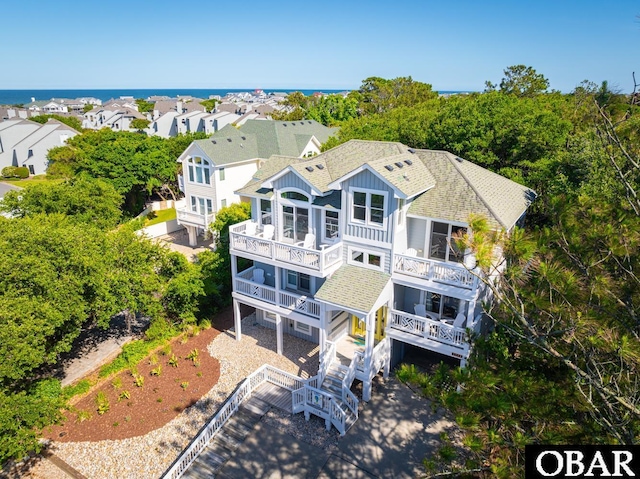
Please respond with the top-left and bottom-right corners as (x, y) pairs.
(1, 175), (65, 187)
(144, 208), (176, 226)
(61, 379), (93, 400)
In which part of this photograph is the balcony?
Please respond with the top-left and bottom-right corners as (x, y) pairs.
(388, 309), (469, 358)
(230, 220), (343, 276)
(176, 207), (215, 229)
(234, 267), (322, 319)
(393, 251), (479, 291)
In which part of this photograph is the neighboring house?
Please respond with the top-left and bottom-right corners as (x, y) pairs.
(83, 107), (146, 131)
(228, 139), (536, 411)
(0, 119), (78, 175)
(176, 119), (337, 246)
(202, 111), (241, 135)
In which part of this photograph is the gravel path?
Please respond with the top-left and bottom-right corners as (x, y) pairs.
(43, 315), (320, 479)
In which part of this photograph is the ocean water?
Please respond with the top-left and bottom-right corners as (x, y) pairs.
(0, 88), (468, 106)
(0, 89), (347, 105)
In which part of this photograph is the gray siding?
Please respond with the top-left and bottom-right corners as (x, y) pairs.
(272, 172), (312, 195)
(253, 262), (276, 287)
(342, 170), (395, 244)
(328, 311), (350, 341)
(394, 284), (421, 314)
(342, 240), (393, 275)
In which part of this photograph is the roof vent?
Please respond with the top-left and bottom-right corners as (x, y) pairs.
(227, 138), (232, 142)
(384, 165), (394, 171)
(394, 162), (404, 168)
(300, 122), (305, 125)
(283, 123), (287, 127)
(212, 140), (217, 144)
(404, 159), (413, 166)
(408, 148), (415, 154)
(308, 121), (312, 124)
(305, 166), (314, 172)
(241, 136), (246, 140)
(316, 164), (324, 170)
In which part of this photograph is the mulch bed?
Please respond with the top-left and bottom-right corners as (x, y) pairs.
(44, 325), (222, 443)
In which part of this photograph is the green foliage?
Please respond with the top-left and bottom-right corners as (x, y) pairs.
(75, 409), (92, 423)
(61, 379), (92, 400)
(95, 391), (110, 415)
(47, 129), (178, 213)
(15, 166), (29, 178)
(150, 365), (162, 376)
(133, 374), (144, 387)
(356, 76), (438, 115)
(180, 381), (189, 390)
(186, 349), (199, 362)
(130, 118), (150, 131)
(0, 380), (65, 463)
(1, 166), (18, 178)
(0, 177), (123, 229)
(168, 354), (179, 367)
(118, 390), (131, 400)
(29, 114), (83, 131)
(200, 98), (218, 111)
(135, 98), (154, 113)
(83, 104), (94, 114)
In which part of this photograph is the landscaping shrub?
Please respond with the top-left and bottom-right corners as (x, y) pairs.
(15, 167), (30, 178)
(61, 379), (92, 400)
(1, 166), (18, 178)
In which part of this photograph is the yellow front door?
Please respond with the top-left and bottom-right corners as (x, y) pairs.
(351, 315), (366, 338)
(375, 305), (387, 341)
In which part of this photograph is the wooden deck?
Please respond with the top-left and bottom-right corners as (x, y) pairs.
(251, 382), (293, 413)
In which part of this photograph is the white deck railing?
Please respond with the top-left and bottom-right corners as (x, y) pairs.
(342, 355), (359, 419)
(292, 384), (348, 435)
(162, 365), (311, 479)
(318, 340), (336, 385)
(370, 338), (390, 380)
(230, 220), (343, 274)
(176, 207), (215, 228)
(393, 253), (478, 290)
(388, 309), (467, 348)
(234, 267), (322, 319)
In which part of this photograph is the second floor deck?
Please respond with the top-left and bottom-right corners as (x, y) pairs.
(230, 220), (343, 277)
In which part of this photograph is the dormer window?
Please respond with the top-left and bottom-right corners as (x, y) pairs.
(187, 156), (211, 185)
(429, 222), (466, 263)
(351, 189), (386, 227)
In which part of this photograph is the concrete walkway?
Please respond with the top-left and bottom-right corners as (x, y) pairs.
(215, 376), (461, 478)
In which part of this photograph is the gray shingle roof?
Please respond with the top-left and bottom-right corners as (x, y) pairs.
(315, 265), (391, 313)
(408, 150), (536, 230)
(235, 155), (304, 198)
(189, 120), (336, 167)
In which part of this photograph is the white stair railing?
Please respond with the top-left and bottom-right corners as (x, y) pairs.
(162, 365), (310, 479)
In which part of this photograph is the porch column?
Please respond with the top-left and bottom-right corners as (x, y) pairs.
(318, 305), (328, 355)
(275, 313), (283, 355)
(186, 225), (198, 247)
(233, 298), (242, 342)
(363, 311), (375, 402)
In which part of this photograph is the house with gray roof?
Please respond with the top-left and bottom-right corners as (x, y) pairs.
(175, 120), (337, 246)
(227, 139), (535, 418)
(0, 119), (79, 175)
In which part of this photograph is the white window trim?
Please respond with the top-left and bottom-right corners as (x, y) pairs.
(219, 167), (225, 181)
(186, 156), (212, 186)
(189, 195), (214, 215)
(347, 246), (385, 272)
(322, 208), (340, 243)
(294, 321), (311, 335)
(264, 311), (276, 323)
(349, 187), (387, 229)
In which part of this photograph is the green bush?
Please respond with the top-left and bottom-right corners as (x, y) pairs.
(15, 167), (30, 178)
(62, 379), (92, 400)
(1, 166), (18, 178)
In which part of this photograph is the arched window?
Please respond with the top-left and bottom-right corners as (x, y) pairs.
(279, 189), (310, 243)
(187, 156), (211, 185)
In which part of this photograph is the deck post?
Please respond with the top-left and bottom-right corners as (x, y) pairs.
(275, 313), (283, 355)
(363, 311), (375, 402)
(233, 298), (242, 341)
(186, 225), (198, 247)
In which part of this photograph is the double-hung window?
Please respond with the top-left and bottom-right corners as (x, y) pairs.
(187, 156), (211, 185)
(324, 210), (339, 241)
(190, 196), (213, 215)
(260, 199), (272, 225)
(286, 270), (311, 293)
(351, 189), (385, 227)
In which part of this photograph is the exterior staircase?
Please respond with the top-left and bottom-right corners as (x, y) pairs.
(320, 362), (358, 432)
(181, 396), (270, 478)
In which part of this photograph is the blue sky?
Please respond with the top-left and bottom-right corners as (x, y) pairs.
(2, 0), (638, 92)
